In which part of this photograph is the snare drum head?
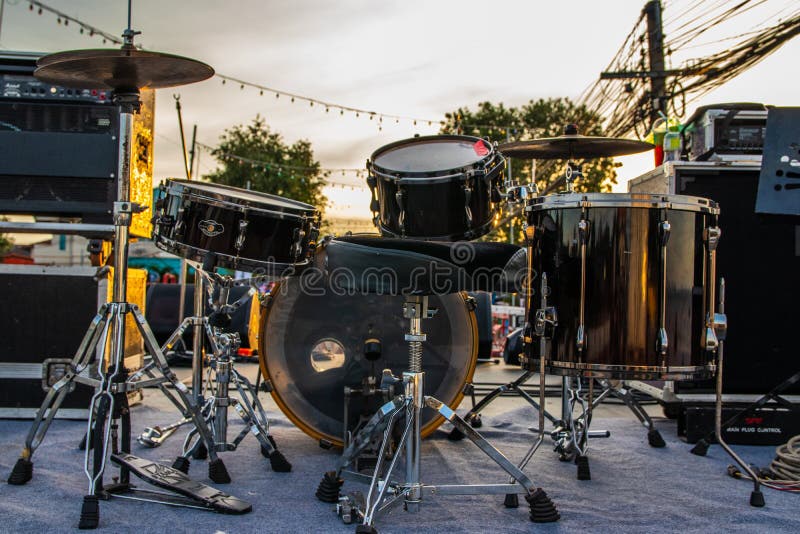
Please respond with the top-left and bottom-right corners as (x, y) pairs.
(371, 135), (493, 176)
(259, 278), (478, 446)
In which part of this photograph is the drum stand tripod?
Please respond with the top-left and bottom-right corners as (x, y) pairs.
(6, 62), (228, 528)
(316, 295), (560, 533)
(167, 270), (292, 473)
(140, 266), (291, 473)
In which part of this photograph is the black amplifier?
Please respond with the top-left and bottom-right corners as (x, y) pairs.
(0, 51), (118, 224)
(679, 404), (800, 446)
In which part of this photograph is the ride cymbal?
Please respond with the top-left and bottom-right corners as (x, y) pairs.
(34, 47), (214, 91)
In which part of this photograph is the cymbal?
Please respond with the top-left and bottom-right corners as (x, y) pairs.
(34, 48), (214, 91)
(498, 135), (654, 159)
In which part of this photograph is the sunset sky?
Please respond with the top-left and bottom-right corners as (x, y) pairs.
(1, 0), (798, 219)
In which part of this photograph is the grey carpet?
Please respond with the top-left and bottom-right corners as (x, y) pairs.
(0, 395), (797, 533)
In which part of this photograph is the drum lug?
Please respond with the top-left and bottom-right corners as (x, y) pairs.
(463, 183), (473, 226)
(576, 325), (586, 352)
(291, 227), (306, 260)
(234, 219), (249, 251)
(534, 306), (558, 338)
(395, 187), (406, 236)
(656, 328), (669, 357)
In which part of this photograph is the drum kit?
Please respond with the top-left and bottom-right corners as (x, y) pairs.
(4, 5), (763, 533)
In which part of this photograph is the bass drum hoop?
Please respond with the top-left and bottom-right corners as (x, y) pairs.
(369, 134), (500, 181)
(258, 286), (479, 447)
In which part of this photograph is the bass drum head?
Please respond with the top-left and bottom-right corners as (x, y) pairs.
(259, 278), (478, 447)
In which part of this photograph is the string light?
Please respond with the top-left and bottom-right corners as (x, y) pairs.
(195, 143), (368, 190)
(24, 0), (530, 135)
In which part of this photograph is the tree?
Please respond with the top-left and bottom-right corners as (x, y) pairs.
(204, 116), (328, 219)
(441, 98), (620, 194)
(440, 98), (621, 243)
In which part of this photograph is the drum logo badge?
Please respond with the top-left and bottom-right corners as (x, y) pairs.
(199, 219), (224, 237)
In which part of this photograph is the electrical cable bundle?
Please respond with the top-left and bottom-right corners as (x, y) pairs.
(728, 434), (800, 493)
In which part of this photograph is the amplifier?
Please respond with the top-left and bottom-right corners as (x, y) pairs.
(0, 51), (154, 237)
(683, 102), (767, 162)
(0, 265), (146, 419)
(679, 404), (800, 446)
(629, 161), (799, 395)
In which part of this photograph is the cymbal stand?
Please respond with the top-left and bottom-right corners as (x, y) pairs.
(5, 29), (226, 530)
(316, 295), (560, 533)
(161, 267), (290, 474)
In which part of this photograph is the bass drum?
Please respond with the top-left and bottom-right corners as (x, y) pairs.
(258, 277), (478, 447)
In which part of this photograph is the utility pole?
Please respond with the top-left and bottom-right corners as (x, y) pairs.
(644, 0), (666, 126)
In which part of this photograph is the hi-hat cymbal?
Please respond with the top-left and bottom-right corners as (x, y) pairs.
(498, 135), (654, 160)
(34, 48), (214, 91)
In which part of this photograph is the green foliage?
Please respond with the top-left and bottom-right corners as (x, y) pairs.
(441, 98), (620, 194)
(204, 115), (328, 218)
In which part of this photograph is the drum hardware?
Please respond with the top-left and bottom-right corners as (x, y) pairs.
(317, 294), (560, 532)
(689, 279), (767, 507)
(4, 10), (230, 529)
(138, 262), (291, 474)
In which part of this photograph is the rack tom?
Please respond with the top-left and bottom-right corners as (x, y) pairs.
(367, 135), (505, 241)
(525, 193), (720, 380)
(153, 179), (319, 273)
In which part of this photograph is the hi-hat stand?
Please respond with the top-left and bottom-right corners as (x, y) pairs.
(138, 264), (290, 473)
(5, 21), (227, 529)
(316, 295), (560, 533)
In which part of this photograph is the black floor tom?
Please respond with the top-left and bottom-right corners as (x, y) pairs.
(153, 179), (319, 273)
(525, 193), (721, 380)
(367, 135), (505, 241)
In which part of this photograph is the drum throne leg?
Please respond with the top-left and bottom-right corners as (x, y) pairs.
(316, 296), (559, 533)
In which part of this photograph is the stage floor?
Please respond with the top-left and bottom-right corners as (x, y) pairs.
(1, 362), (796, 533)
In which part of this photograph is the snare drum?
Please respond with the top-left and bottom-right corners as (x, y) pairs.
(367, 135), (505, 241)
(525, 193), (721, 380)
(153, 179), (319, 272)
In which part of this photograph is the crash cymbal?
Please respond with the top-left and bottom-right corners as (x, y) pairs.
(499, 135), (654, 159)
(498, 124), (654, 159)
(34, 47), (214, 91)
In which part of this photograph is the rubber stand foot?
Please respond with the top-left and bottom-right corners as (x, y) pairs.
(78, 495), (99, 530)
(259, 435), (278, 458)
(447, 426), (465, 441)
(576, 455), (591, 481)
(355, 525), (378, 534)
(8, 458), (33, 485)
(750, 490), (765, 507)
(648, 429), (666, 448)
(192, 441), (208, 460)
(504, 493), (519, 508)
(268, 449), (292, 472)
(316, 471), (344, 503)
(469, 414), (482, 428)
(208, 458), (231, 484)
(526, 488), (560, 523)
(172, 455), (190, 474)
(690, 439), (710, 456)
(78, 434), (87, 451)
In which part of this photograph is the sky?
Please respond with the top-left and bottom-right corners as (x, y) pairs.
(1, 0), (799, 221)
